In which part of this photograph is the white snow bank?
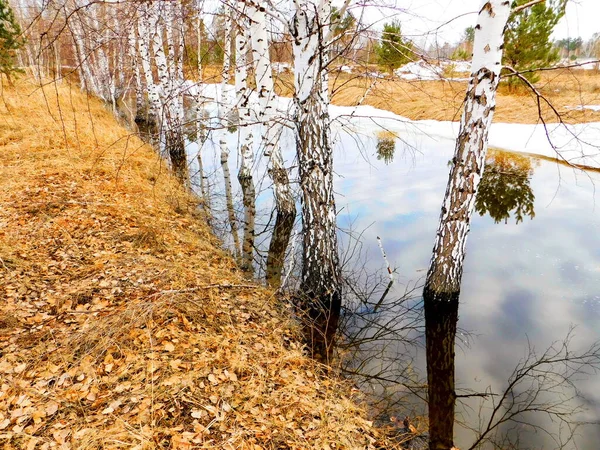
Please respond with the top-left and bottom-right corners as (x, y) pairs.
(394, 59), (472, 81)
(448, 60), (471, 73)
(395, 60), (443, 80)
(190, 81), (600, 169)
(330, 103), (600, 169)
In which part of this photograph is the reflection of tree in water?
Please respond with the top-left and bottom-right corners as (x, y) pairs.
(475, 151), (536, 224)
(376, 131), (397, 165)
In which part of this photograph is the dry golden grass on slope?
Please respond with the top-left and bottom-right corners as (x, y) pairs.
(0, 78), (397, 449)
(202, 64), (600, 124)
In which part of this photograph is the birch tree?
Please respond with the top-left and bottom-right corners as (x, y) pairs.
(218, 9), (242, 258)
(291, 0), (341, 361)
(148, 0), (187, 184)
(128, 25), (146, 124)
(248, 4), (296, 287)
(423, 1), (512, 448)
(234, 4), (256, 273)
(194, 7), (210, 207)
(137, 2), (162, 128)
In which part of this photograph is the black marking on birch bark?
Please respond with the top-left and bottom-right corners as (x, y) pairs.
(481, 1), (493, 16)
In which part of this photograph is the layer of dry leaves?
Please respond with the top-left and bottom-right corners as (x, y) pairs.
(0, 78), (397, 449)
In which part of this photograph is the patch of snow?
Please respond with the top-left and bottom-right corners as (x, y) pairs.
(191, 80), (600, 170)
(565, 105), (600, 112)
(558, 58), (599, 70)
(395, 60), (443, 81)
(366, 71), (386, 79)
(337, 65), (353, 74)
(394, 59), (472, 81)
(449, 60), (471, 73)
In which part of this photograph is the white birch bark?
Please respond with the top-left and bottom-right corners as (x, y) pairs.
(114, 13), (125, 97)
(89, 8), (114, 104)
(218, 10), (241, 258)
(425, 0), (511, 295)
(175, 2), (185, 92)
(164, 1), (176, 90)
(423, 2), (512, 449)
(194, 12), (210, 208)
(137, 3), (162, 121)
(235, 5), (256, 273)
(249, 4), (296, 286)
(291, 0), (341, 361)
(128, 24), (145, 118)
(149, 0), (187, 183)
(70, 13), (100, 96)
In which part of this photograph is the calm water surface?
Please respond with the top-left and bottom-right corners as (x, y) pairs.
(188, 110), (600, 448)
(332, 130), (600, 448)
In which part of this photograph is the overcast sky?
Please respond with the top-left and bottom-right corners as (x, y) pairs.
(351, 0), (600, 46)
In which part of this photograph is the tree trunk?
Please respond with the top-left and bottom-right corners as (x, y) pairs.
(195, 12), (210, 211)
(291, 0), (341, 362)
(149, 0), (187, 184)
(249, 4), (296, 287)
(128, 25), (146, 124)
(218, 11), (241, 259)
(136, 3), (161, 135)
(235, 6), (256, 274)
(423, 2), (511, 449)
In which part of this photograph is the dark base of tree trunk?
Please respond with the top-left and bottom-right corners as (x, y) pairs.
(165, 132), (188, 185)
(296, 288), (342, 363)
(134, 113), (157, 139)
(423, 286), (459, 450)
(237, 172), (255, 274)
(266, 208), (296, 288)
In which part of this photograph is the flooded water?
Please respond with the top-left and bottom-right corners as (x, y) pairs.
(184, 101), (600, 448)
(334, 130), (600, 448)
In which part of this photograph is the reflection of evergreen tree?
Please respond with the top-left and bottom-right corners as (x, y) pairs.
(475, 151), (535, 224)
(376, 135), (396, 165)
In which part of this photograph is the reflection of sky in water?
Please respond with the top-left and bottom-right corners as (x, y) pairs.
(333, 132), (600, 448)
(189, 115), (600, 448)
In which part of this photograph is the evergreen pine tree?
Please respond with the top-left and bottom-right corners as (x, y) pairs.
(0, 0), (23, 82)
(375, 21), (413, 72)
(502, 0), (566, 85)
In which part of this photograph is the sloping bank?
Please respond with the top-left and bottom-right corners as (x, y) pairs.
(0, 79), (394, 449)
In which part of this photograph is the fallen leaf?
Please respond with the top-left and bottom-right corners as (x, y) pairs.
(13, 363), (27, 374)
(46, 402), (59, 416)
(164, 342), (175, 352)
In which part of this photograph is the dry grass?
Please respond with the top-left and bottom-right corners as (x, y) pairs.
(327, 68), (600, 124)
(0, 78), (398, 449)
(202, 64), (600, 124)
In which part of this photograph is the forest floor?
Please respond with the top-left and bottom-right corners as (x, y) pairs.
(201, 65), (600, 124)
(0, 78), (400, 449)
